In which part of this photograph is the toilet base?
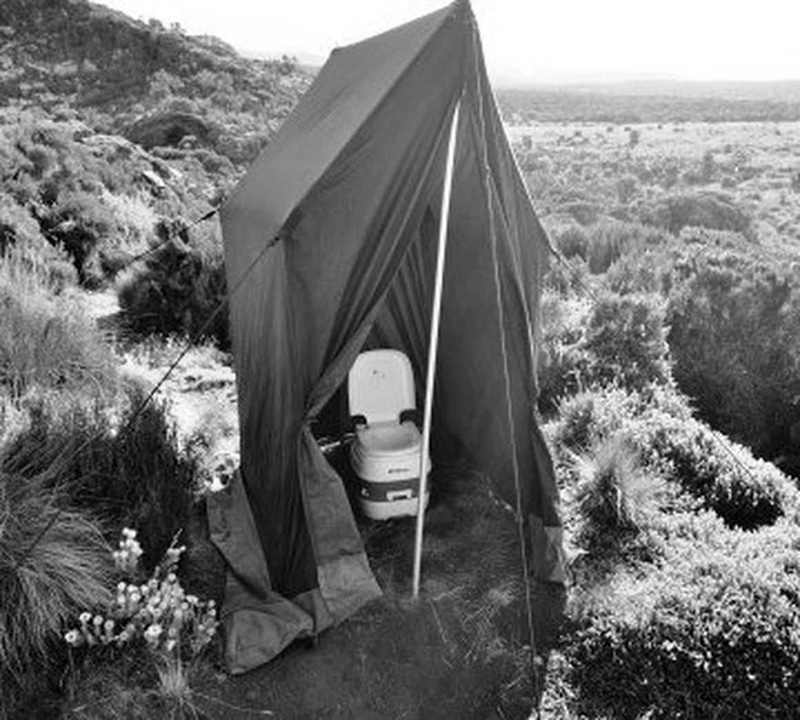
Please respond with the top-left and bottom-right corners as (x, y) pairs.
(359, 488), (430, 520)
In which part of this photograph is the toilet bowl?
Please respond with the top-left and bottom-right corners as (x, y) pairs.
(347, 349), (429, 520)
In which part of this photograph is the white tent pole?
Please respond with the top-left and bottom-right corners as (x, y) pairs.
(412, 98), (461, 600)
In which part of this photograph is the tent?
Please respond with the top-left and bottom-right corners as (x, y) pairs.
(209, 0), (566, 674)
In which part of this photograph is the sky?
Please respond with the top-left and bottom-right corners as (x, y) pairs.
(99, 0), (800, 85)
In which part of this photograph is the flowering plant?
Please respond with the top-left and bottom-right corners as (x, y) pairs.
(64, 528), (217, 658)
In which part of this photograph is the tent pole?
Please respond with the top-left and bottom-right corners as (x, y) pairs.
(412, 98), (461, 600)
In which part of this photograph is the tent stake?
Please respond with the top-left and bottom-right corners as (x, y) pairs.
(412, 98), (461, 600)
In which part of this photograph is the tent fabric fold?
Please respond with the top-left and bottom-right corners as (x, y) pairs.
(212, 0), (565, 674)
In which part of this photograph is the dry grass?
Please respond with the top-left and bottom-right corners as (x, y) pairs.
(0, 473), (112, 714)
(0, 256), (119, 400)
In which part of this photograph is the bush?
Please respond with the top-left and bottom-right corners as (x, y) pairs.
(582, 292), (671, 391)
(568, 520), (800, 719)
(572, 436), (664, 559)
(634, 414), (794, 530)
(554, 225), (588, 260)
(0, 473), (112, 714)
(117, 219), (229, 348)
(0, 262), (116, 398)
(665, 242), (800, 466)
(0, 196), (78, 289)
(637, 190), (752, 237)
(2, 390), (198, 567)
(562, 201), (600, 226)
(40, 190), (119, 286)
(551, 387), (797, 530)
(537, 291), (592, 413)
(599, 232), (800, 474)
(537, 289), (672, 414)
(584, 220), (670, 275)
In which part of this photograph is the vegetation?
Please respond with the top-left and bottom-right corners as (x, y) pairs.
(498, 81), (800, 124)
(117, 219), (229, 348)
(0, 251), (216, 716)
(505, 97), (800, 716)
(2, 0), (800, 716)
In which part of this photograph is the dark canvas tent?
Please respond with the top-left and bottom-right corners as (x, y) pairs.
(209, 0), (566, 674)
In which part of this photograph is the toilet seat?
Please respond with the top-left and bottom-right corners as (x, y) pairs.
(353, 421), (421, 456)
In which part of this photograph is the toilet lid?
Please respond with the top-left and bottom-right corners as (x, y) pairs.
(354, 421), (422, 456)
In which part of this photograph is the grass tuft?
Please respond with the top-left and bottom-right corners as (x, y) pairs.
(0, 473), (112, 713)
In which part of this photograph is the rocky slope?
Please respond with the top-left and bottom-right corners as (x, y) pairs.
(0, 0), (312, 288)
(0, 0), (311, 163)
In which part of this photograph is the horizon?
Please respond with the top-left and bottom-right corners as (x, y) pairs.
(97, 0), (800, 86)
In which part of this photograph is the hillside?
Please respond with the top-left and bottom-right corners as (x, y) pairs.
(0, 0), (313, 291)
(0, 0), (310, 162)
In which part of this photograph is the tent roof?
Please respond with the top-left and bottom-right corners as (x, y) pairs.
(222, 0), (470, 240)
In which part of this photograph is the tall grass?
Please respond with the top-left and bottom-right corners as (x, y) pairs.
(2, 390), (199, 566)
(0, 472), (112, 714)
(0, 251), (117, 398)
(573, 436), (663, 553)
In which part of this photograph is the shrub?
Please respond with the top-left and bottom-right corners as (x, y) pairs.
(571, 436), (664, 559)
(632, 414), (795, 530)
(0, 195), (45, 253)
(537, 290), (672, 413)
(582, 292), (671, 391)
(568, 521), (800, 719)
(562, 201), (600, 226)
(40, 190), (119, 286)
(551, 387), (797, 530)
(600, 233), (800, 474)
(542, 252), (591, 298)
(0, 473), (112, 714)
(117, 219), (229, 348)
(615, 174), (638, 204)
(604, 245), (676, 296)
(0, 195), (78, 288)
(665, 242), (800, 466)
(637, 190), (752, 237)
(554, 225), (588, 260)
(2, 390), (198, 567)
(537, 292), (592, 413)
(0, 263), (116, 398)
(583, 220), (669, 275)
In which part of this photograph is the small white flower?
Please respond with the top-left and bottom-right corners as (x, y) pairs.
(64, 629), (80, 646)
(79, 612), (92, 624)
(93, 615), (104, 626)
(144, 623), (163, 646)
